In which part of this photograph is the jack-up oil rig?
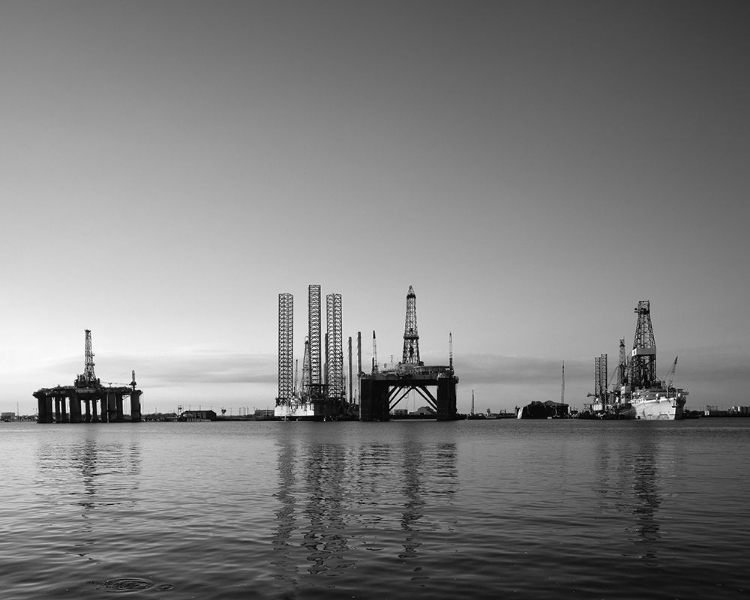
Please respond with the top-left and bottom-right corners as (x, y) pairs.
(275, 285), (353, 420)
(359, 286), (459, 421)
(33, 330), (142, 423)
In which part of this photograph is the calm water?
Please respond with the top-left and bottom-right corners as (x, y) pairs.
(1, 419), (749, 599)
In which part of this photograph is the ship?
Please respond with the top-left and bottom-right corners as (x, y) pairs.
(589, 302), (689, 421)
(630, 385), (688, 420)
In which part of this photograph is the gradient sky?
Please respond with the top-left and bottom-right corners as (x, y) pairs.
(2, 1), (748, 415)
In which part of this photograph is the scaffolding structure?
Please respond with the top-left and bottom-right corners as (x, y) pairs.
(630, 300), (657, 389)
(402, 285), (421, 365)
(277, 293), (294, 405)
(326, 293), (343, 400)
(595, 354), (608, 404)
(308, 285), (322, 387)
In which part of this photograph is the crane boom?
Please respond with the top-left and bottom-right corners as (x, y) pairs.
(665, 356), (678, 388)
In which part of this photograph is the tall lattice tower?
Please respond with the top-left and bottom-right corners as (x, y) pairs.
(308, 285), (322, 386)
(618, 338), (629, 386)
(595, 354), (608, 403)
(277, 293), (294, 405)
(77, 329), (98, 387)
(401, 285), (421, 365)
(326, 293), (343, 398)
(629, 300), (657, 389)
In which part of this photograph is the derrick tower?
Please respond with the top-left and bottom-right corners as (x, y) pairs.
(76, 329), (99, 388)
(401, 285), (421, 365)
(308, 285), (322, 386)
(630, 300), (657, 389)
(326, 293), (343, 398)
(277, 293), (294, 405)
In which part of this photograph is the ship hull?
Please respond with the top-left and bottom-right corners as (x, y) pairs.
(632, 392), (687, 420)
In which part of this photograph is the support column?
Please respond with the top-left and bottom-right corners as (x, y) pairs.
(130, 390), (142, 422)
(84, 399), (91, 423)
(60, 395), (69, 423)
(360, 379), (391, 421)
(69, 392), (82, 423)
(115, 393), (124, 421)
(91, 397), (100, 423)
(107, 392), (118, 423)
(54, 397), (61, 423)
(34, 392), (54, 423)
(100, 395), (108, 423)
(359, 378), (373, 421)
(436, 377), (459, 421)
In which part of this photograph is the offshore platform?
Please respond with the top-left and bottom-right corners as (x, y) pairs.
(359, 286), (459, 421)
(275, 285), (458, 421)
(275, 285), (353, 420)
(33, 330), (142, 423)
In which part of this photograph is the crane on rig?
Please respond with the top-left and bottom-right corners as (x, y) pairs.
(664, 356), (678, 389)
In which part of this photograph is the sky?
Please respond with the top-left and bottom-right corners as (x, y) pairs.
(1, 0), (748, 415)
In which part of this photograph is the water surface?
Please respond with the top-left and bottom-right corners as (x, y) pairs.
(1, 419), (748, 599)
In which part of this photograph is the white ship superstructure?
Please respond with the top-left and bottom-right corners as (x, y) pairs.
(631, 387), (688, 420)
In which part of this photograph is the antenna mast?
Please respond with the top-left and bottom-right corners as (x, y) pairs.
(449, 332), (453, 370)
(561, 361), (565, 404)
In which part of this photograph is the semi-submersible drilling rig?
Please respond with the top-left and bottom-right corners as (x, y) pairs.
(275, 285), (458, 421)
(359, 286), (459, 421)
(33, 330), (142, 423)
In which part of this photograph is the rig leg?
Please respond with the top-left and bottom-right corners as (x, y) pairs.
(130, 390), (142, 422)
(107, 392), (118, 423)
(69, 392), (81, 423)
(437, 378), (459, 421)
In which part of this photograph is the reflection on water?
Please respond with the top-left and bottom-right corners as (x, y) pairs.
(36, 432), (142, 510)
(3, 420), (750, 600)
(594, 425), (677, 565)
(272, 430), (458, 583)
(34, 430), (143, 566)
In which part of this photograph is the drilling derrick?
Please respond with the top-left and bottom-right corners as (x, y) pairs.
(308, 285), (322, 387)
(326, 293), (343, 399)
(277, 293), (294, 405)
(75, 329), (100, 388)
(401, 285), (421, 365)
(630, 300), (657, 389)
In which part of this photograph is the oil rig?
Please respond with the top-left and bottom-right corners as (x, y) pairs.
(588, 300), (688, 419)
(275, 285), (353, 420)
(33, 330), (142, 423)
(275, 285), (458, 421)
(359, 286), (459, 421)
